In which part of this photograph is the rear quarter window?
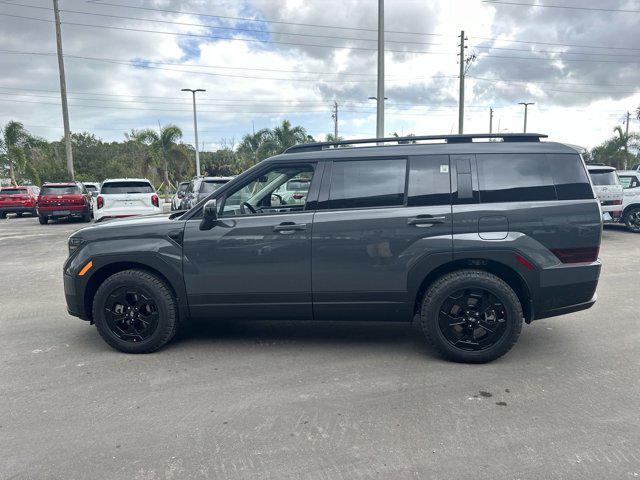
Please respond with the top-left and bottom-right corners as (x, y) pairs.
(550, 154), (593, 200)
(477, 154), (556, 203)
(100, 182), (154, 194)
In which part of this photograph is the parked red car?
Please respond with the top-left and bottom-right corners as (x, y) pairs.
(0, 185), (40, 218)
(37, 182), (93, 224)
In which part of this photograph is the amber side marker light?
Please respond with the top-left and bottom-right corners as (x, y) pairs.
(78, 261), (93, 276)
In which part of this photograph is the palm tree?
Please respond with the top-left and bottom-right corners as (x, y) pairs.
(130, 124), (183, 193)
(238, 128), (270, 165)
(1, 121), (31, 186)
(259, 120), (313, 158)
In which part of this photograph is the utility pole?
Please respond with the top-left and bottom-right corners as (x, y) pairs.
(332, 101), (339, 140)
(518, 102), (535, 133)
(53, 0), (74, 181)
(624, 110), (631, 169)
(489, 107), (494, 134)
(376, 0), (385, 139)
(458, 30), (466, 134)
(182, 88), (205, 177)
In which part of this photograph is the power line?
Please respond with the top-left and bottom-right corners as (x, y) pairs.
(479, 53), (640, 64)
(0, 12), (450, 55)
(482, 0), (640, 14)
(0, 48), (458, 82)
(467, 75), (640, 88)
(473, 36), (640, 53)
(0, 0), (445, 47)
(79, 0), (451, 37)
(472, 44), (640, 58)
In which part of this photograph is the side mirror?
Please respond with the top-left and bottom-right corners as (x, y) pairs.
(199, 199), (218, 231)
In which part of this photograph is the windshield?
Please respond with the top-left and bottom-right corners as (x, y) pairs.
(84, 185), (98, 192)
(589, 170), (619, 186)
(200, 180), (228, 194)
(0, 188), (28, 195)
(101, 181), (154, 194)
(40, 185), (81, 195)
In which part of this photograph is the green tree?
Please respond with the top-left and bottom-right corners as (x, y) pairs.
(0, 121), (33, 185)
(590, 125), (639, 169)
(130, 124), (184, 193)
(257, 120), (314, 159)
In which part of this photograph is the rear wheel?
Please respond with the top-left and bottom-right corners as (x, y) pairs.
(38, 215), (48, 225)
(0, 212), (6, 219)
(623, 207), (640, 233)
(82, 211), (92, 222)
(16, 212), (23, 218)
(92, 269), (178, 353)
(420, 270), (523, 363)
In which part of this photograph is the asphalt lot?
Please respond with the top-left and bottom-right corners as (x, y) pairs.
(1, 215), (639, 480)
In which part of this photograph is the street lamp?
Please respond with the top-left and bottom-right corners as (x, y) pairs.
(182, 88), (206, 176)
(518, 102), (535, 133)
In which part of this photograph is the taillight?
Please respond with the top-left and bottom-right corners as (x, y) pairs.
(551, 247), (599, 264)
(152, 194), (159, 207)
(97, 196), (104, 209)
(613, 199), (622, 205)
(292, 193), (304, 200)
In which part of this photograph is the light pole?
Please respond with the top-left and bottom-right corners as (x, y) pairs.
(182, 88), (206, 176)
(518, 102), (535, 133)
(376, 0), (385, 139)
(368, 96), (388, 138)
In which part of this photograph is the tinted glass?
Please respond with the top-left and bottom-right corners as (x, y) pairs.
(550, 154), (593, 200)
(177, 183), (189, 194)
(200, 180), (228, 194)
(84, 185), (98, 192)
(477, 154), (555, 203)
(589, 170), (619, 186)
(0, 188), (28, 195)
(100, 181), (154, 194)
(408, 155), (450, 206)
(40, 185), (81, 195)
(329, 159), (406, 209)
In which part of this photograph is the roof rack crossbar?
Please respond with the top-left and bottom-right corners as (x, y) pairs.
(284, 133), (548, 153)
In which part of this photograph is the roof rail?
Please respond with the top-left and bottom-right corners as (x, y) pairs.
(284, 133), (548, 154)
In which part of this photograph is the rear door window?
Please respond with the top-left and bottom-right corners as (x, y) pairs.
(329, 159), (407, 209)
(40, 185), (81, 195)
(619, 175), (640, 189)
(408, 155), (451, 206)
(477, 154), (556, 203)
(100, 182), (154, 194)
(550, 154), (593, 200)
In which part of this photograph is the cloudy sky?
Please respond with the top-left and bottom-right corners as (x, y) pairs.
(0, 0), (639, 150)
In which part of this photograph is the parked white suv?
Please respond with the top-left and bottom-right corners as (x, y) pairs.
(95, 178), (161, 222)
(587, 166), (623, 223)
(617, 170), (640, 232)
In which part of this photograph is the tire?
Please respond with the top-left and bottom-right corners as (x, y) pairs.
(92, 269), (178, 353)
(420, 269), (523, 363)
(623, 207), (640, 233)
(16, 213), (23, 218)
(82, 211), (92, 222)
(38, 215), (48, 225)
(0, 212), (6, 219)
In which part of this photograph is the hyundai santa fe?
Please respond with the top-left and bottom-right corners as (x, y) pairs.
(63, 133), (602, 363)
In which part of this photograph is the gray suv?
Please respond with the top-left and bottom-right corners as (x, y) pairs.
(63, 133), (602, 363)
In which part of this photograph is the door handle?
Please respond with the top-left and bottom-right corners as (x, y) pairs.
(273, 222), (307, 233)
(407, 215), (447, 226)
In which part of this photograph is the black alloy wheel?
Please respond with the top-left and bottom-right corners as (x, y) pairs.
(103, 287), (159, 343)
(438, 288), (508, 351)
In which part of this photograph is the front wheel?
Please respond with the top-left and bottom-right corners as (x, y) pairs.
(420, 270), (523, 363)
(92, 269), (179, 353)
(0, 211), (6, 219)
(38, 215), (48, 225)
(623, 207), (640, 233)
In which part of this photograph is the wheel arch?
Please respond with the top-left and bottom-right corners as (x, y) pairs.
(412, 258), (534, 323)
(622, 203), (640, 217)
(83, 261), (186, 323)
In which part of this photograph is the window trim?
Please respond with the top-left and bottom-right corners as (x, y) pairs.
(318, 156), (410, 212)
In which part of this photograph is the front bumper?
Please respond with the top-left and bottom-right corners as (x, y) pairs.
(64, 272), (89, 320)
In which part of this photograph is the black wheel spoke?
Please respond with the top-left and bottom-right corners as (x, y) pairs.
(437, 287), (508, 352)
(103, 285), (159, 343)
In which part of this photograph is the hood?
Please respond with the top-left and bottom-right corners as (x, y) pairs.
(71, 212), (186, 242)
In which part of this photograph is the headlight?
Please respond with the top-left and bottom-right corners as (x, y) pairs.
(68, 237), (85, 254)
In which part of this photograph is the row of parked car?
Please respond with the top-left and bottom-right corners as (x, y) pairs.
(587, 165), (640, 233)
(0, 178), (162, 223)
